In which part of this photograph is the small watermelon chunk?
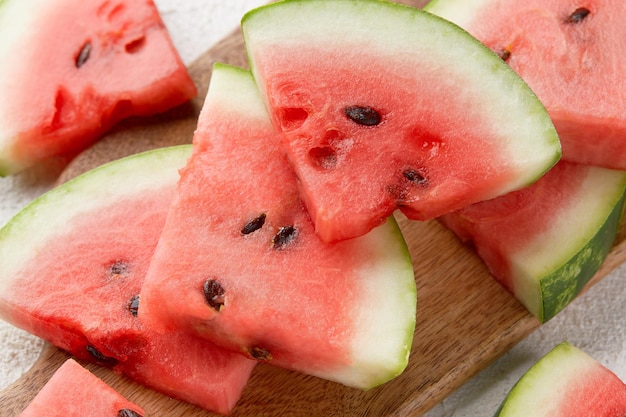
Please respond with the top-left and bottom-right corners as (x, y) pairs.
(241, 0), (561, 243)
(0, 0), (197, 176)
(0, 146), (256, 415)
(440, 161), (626, 322)
(425, 0), (626, 170)
(19, 358), (145, 417)
(495, 342), (626, 416)
(140, 64), (417, 390)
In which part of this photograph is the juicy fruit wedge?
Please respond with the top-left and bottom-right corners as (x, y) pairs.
(140, 64), (417, 390)
(19, 359), (144, 417)
(0, 0), (197, 175)
(241, 0), (561, 243)
(440, 161), (626, 322)
(495, 342), (626, 416)
(0, 146), (256, 415)
(425, 0), (626, 170)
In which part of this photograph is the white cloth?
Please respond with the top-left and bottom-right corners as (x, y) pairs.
(1, 2), (624, 416)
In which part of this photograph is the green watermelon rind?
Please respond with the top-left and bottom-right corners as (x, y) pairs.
(0, 145), (191, 296)
(538, 191), (625, 321)
(510, 167), (626, 322)
(241, 0), (562, 194)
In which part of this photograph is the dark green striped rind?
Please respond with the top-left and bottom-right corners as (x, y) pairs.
(539, 188), (626, 322)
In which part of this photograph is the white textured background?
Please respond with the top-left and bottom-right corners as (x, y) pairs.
(1, 2), (625, 416)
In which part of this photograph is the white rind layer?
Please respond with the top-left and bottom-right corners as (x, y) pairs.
(336, 218), (416, 388)
(424, 0), (495, 27)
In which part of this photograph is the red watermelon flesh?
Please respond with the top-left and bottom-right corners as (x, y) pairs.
(241, 0), (561, 243)
(425, 0), (626, 170)
(139, 64), (417, 390)
(19, 358), (144, 417)
(495, 342), (626, 417)
(0, 146), (256, 415)
(0, 0), (197, 176)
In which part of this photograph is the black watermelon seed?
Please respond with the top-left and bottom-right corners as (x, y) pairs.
(567, 7), (591, 23)
(118, 409), (143, 417)
(272, 225), (297, 250)
(110, 260), (129, 276)
(344, 105), (382, 126)
(403, 168), (428, 186)
(249, 346), (272, 361)
(241, 213), (267, 235)
(496, 48), (511, 62)
(128, 295), (140, 317)
(75, 42), (91, 68)
(86, 345), (118, 366)
(203, 279), (226, 312)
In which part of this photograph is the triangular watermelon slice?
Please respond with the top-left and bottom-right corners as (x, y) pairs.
(0, 0), (197, 176)
(241, 0), (561, 243)
(139, 63), (417, 390)
(495, 342), (626, 416)
(0, 146), (256, 415)
(19, 358), (144, 417)
(425, 0), (626, 170)
(440, 160), (626, 322)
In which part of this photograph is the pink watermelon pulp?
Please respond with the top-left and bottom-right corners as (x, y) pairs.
(0, 0), (197, 175)
(241, 0), (561, 242)
(425, 0), (626, 170)
(0, 146), (256, 415)
(19, 359), (144, 417)
(495, 342), (626, 416)
(140, 63), (417, 390)
(441, 160), (626, 322)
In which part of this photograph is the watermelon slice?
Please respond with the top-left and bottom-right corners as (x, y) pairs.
(139, 63), (417, 390)
(241, 0), (561, 243)
(0, 146), (256, 415)
(0, 0), (197, 176)
(19, 358), (144, 417)
(495, 342), (626, 416)
(440, 160), (626, 322)
(425, 0), (626, 170)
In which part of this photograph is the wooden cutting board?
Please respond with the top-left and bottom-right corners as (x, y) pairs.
(3, 1), (626, 415)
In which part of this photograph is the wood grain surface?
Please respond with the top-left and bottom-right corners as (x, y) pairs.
(3, 1), (626, 416)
